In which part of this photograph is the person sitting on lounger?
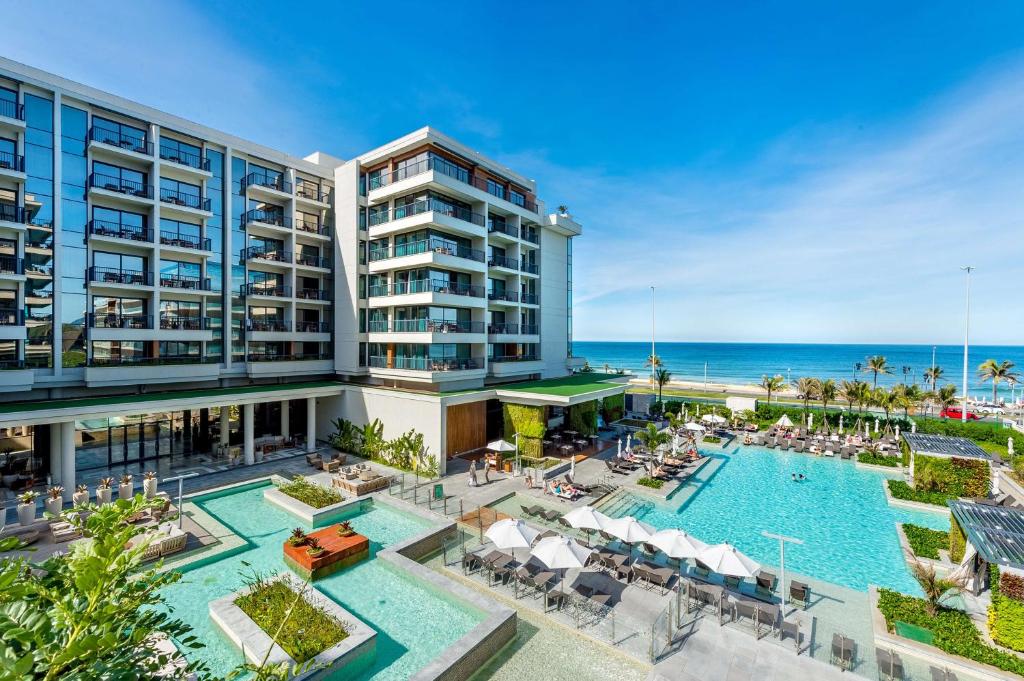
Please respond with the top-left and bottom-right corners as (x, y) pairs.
(549, 481), (575, 500)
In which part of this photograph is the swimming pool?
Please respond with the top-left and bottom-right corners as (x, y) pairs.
(601, 445), (950, 595)
(160, 482), (484, 680)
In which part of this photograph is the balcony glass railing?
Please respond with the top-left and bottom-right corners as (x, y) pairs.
(89, 127), (152, 155)
(160, 231), (211, 251)
(0, 309), (23, 326)
(296, 288), (329, 300)
(159, 188), (210, 211)
(88, 313), (151, 329)
(491, 354), (539, 363)
(369, 237), (484, 263)
(0, 100), (24, 121)
(242, 246), (291, 263)
(243, 209), (289, 228)
(88, 219), (152, 242)
(488, 322), (519, 335)
(243, 172), (291, 194)
(296, 183), (329, 202)
(160, 273), (210, 290)
(89, 173), (153, 199)
(368, 156), (538, 212)
(487, 290), (518, 303)
(369, 356), (482, 371)
(392, 197), (485, 227)
(521, 324), (539, 335)
(488, 254), (519, 270)
(0, 359), (26, 370)
(0, 204), (24, 224)
(247, 319), (290, 332)
(88, 266), (152, 286)
(242, 282), (291, 297)
(521, 293), (539, 305)
(487, 221), (518, 238)
(160, 316), (209, 330)
(296, 320), (330, 333)
(520, 261), (539, 274)
(390, 319), (484, 333)
(0, 255), (24, 275)
(295, 253), (330, 268)
(247, 351), (331, 362)
(521, 228), (540, 244)
(159, 148), (210, 171)
(89, 355), (214, 367)
(368, 279), (485, 298)
(0, 150), (24, 172)
(295, 218), (327, 235)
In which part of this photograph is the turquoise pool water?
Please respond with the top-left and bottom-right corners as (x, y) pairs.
(604, 445), (950, 595)
(160, 483), (483, 680)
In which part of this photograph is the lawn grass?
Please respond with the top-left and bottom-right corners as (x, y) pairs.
(496, 373), (626, 397)
(977, 440), (1011, 459)
(235, 580), (348, 663)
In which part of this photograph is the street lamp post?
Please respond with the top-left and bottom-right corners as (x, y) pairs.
(961, 266), (974, 423)
(762, 530), (804, 612)
(650, 286), (656, 384)
(163, 472), (200, 529)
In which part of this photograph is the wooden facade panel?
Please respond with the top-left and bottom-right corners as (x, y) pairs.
(446, 401), (487, 458)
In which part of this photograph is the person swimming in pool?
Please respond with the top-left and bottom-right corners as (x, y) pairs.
(792, 473), (797, 481)
(798, 473), (806, 481)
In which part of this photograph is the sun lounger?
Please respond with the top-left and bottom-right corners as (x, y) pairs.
(723, 575), (742, 590)
(793, 440), (805, 453)
(140, 539), (162, 562)
(778, 439), (791, 451)
(694, 563), (711, 579)
(604, 460), (630, 475)
(564, 474), (597, 494)
(734, 599), (757, 628)
(830, 633), (854, 671)
(876, 649), (904, 681)
(790, 580), (810, 608)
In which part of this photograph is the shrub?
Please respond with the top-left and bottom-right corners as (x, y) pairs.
(567, 400), (598, 436)
(1002, 572), (1024, 602)
(949, 516), (966, 563)
(858, 452), (899, 467)
(278, 476), (343, 509)
(703, 435), (722, 444)
(990, 565), (1024, 653)
(602, 393), (625, 422)
(914, 454), (989, 498)
(903, 524), (949, 560)
(503, 403), (546, 457)
(235, 577), (348, 664)
(637, 477), (664, 490)
(888, 480), (953, 507)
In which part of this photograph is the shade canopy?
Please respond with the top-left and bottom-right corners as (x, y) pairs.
(530, 535), (592, 570)
(604, 516), (655, 544)
(485, 518), (540, 549)
(683, 422), (706, 432)
(698, 542), (761, 577)
(701, 414), (726, 424)
(562, 505), (611, 531)
(649, 528), (708, 560)
(487, 439), (517, 453)
(774, 414), (795, 428)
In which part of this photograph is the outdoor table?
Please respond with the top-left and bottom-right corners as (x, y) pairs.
(559, 444), (573, 455)
(565, 430), (578, 436)
(545, 589), (569, 612)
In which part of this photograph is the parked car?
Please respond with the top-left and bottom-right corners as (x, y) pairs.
(940, 408), (981, 420)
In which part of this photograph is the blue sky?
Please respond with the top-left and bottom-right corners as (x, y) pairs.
(5, 1), (1024, 344)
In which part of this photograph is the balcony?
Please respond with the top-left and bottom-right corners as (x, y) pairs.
(488, 322), (519, 335)
(296, 183), (330, 204)
(296, 218), (329, 237)
(369, 156), (538, 213)
(296, 288), (330, 301)
(0, 255), (24, 276)
(159, 148), (210, 172)
(488, 290), (518, 304)
(488, 254), (519, 270)
(295, 253), (330, 269)
(371, 237), (484, 264)
(521, 293), (539, 305)
(243, 209), (290, 230)
(248, 351), (331, 363)
(520, 261), (539, 275)
(487, 221), (519, 239)
(394, 319), (484, 334)
(88, 173), (154, 201)
(521, 324), (539, 335)
(491, 354), (539, 363)
(296, 320), (330, 333)
(88, 219), (153, 243)
(160, 316), (209, 331)
(247, 319), (291, 333)
(88, 313), (152, 329)
(520, 228), (540, 245)
(393, 198), (485, 228)
(369, 356), (483, 372)
(84, 355), (221, 387)
(242, 173), (291, 196)
(89, 355), (214, 367)
(489, 355), (544, 377)
(0, 204), (25, 228)
(242, 246), (292, 265)
(242, 282), (291, 298)
(160, 230), (211, 251)
(0, 309), (24, 341)
(368, 279), (485, 299)
(0, 149), (25, 175)
(0, 309), (23, 326)
(0, 99), (25, 124)
(159, 187), (211, 212)
(89, 127), (153, 156)
(159, 273), (211, 291)
(88, 266), (153, 287)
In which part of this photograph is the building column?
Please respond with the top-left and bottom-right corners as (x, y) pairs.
(49, 423), (61, 486)
(60, 421), (75, 501)
(219, 407), (230, 448)
(306, 397), (316, 452)
(280, 400), (290, 439)
(243, 403), (255, 465)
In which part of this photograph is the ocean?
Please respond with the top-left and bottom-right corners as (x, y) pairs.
(572, 341), (1024, 400)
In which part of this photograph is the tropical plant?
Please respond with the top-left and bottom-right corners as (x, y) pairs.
(924, 365), (945, 392)
(143, 470), (157, 481)
(909, 559), (966, 616)
(863, 355), (892, 387)
(644, 353), (662, 376)
(97, 477), (114, 489)
(635, 423), (671, 451)
(329, 417), (361, 453)
(759, 374), (786, 405)
(654, 368), (672, 404)
(792, 377), (820, 417)
(358, 418), (385, 459)
(818, 379), (837, 429)
(46, 485), (64, 501)
(873, 387), (898, 422)
(935, 384), (959, 412)
(16, 490), (39, 504)
(75, 484), (88, 494)
(306, 537), (324, 557)
(838, 379), (858, 411)
(978, 359), (1020, 403)
(119, 473), (133, 485)
(288, 528), (308, 546)
(557, 204), (569, 215)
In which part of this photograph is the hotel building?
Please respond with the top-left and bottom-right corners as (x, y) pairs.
(0, 58), (620, 498)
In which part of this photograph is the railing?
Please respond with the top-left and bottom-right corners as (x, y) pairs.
(295, 218), (327, 235)
(0, 359), (25, 370)
(369, 356), (483, 371)
(88, 355), (214, 367)
(88, 266), (152, 286)
(369, 237), (485, 263)
(159, 273), (210, 290)
(242, 172), (291, 193)
(160, 316), (209, 330)
(391, 319), (485, 333)
(89, 127), (152, 155)
(392, 197), (486, 227)
(488, 290), (518, 303)
(241, 246), (291, 263)
(242, 282), (291, 297)
(0, 309), (23, 326)
(368, 279), (485, 298)
(368, 156), (537, 212)
(520, 261), (539, 274)
(521, 293), (539, 304)
(296, 288), (329, 300)
(89, 173), (153, 199)
(159, 188), (210, 211)
(88, 219), (152, 242)
(368, 208), (390, 227)
(87, 313), (151, 329)
(247, 351), (331, 362)
(0, 150), (24, 172)
(159, 147), (210, 171)
(296, 320), (330, 333)
(295, 253), (330, 268)
(491, 354), (539, 363)
(521, 324), (539, 335)
(242, 209), (289, 228)
(160, 230), (211, 251)
(0, 204), (24, 224)
(488, 254), (519, 269)
(296, 183), (329, 202)
(0, 255), (23, 275)
(0, 100), (24, 121)
(521, 228), (540, 244)
(488, 221), (518, 238)
(247, 319), (290, 332)
(488, 322), (518, 335)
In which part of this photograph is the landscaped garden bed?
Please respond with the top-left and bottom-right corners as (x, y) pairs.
(637, 477), (664, 490)
(283, 523), (370, 580)
(902, 524), (949, 560)
(888, 480), (954, 507)
(278, 476), (343, 508)
(858, 451), (900, 467)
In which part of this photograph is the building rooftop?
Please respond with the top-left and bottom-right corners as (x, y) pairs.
(902, 433), (992, 460)
(494, 373), (628, 397)
(949, 500), (1024, 570)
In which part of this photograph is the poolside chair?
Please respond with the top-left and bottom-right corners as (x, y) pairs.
(564, 473), (598, 494)
(605, 460), (630, 475)
(557, 516), (574, 531)
(160, 531), (187, 556)
(540, 510), (560, 522)
(779, 618), (801, 653)
(756, 606), (778, 637)
(461, 551), (482, 574)
(778, 439), (791, 451)
(305, 453), (322, 468)
(694, 562), (711, 580)
(755, 571), (776, 597)
(520, 504), (541, 517)
(599, 530), (617, 543)
(734, 600), (757, 630)
(793, 441), (806, 453)
(831, 633), (854, 671)
(876, 648), (904, 681)
(790, 580), (810, 609)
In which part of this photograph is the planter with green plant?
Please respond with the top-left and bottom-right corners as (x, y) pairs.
(337, 521), (355, 538)
(96, 477), (113, 504)
(16, 490), (38, 526)
(45, 486), (64, 516)
(142, 471), (158, 498)
(637, 477), (664, 490)
(287, 528), (307, 547)
(72, 483), (89, 506)
(306, 537), (324, 558)
(118, 474), (133, 500)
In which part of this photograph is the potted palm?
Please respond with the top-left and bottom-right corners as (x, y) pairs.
(337, 521), (355, 538)
(96, 477), (113, 504)
(45, 486), (64, 516)
(72, 484), (89, 507)
(16, 491), (38, 527)
(306, 537), (324, 558)
(287, 527), (308, 547)
(142, 471), (158, 499)
(118, 474), (133, 500)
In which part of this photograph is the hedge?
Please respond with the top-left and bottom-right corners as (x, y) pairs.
(568, 400), (598, 437)
(914, 454), (990, 498)
(990, 565), (1024, 653)
(878, 588), (1024, 675)
(902, 524), (949, 560)
(504, 403), (546, 458)
(858, 452), (899, 467)
(602, 393), (625, 422)
(949, 516), (966, 563)
(888, 480), (954, 507)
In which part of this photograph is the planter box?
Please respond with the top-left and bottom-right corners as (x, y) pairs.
(96, 488), (112, 504)
(44, 498), (62, 516)
(283, 524), (369, 580)
(119, 483), (133, 500)
(209, 572), (376, 680)
(143, 478), (158, 499)
(17, 503), (35, 527)
(263, 486), (367, 526)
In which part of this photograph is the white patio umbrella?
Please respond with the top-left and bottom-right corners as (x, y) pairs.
(604, 516), (654, 561)
(616, 438), (622, 459)
(774, 414), (794, 429)
(486, 439), (517, 453)
(895, 426), (900, 439)
(626, 434), (632, 452)
(1010, 437), (1015, 456)
(563, 505), (610, 545)
(530, 535), (592, 593)
(911, 422), (917, 434)
(701, 414), (726, 424)
(672, 432), (679, 455)
(808, 414), (814, 430)
(874, 419), (879, 433)
(698, 543), (761, 578)
(649, 528), (707, 566)
(485, 518), (540, 550)
(839, 415), (844, 434)
(684, 422), (705, 432)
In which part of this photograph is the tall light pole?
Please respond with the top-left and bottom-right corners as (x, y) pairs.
(650, 286), (656, 383)
(961, 266), (974, 423)
(762, 530), (804, 611)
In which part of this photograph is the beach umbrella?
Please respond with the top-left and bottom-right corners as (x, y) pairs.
(563, 505), (610, 545)
(698, 543), (761, 578)
(530, 536), (592, 593)
(839, 415), (844, 434)
(774, 414), (794, 429)
(874, 419), (879, 433)
(864, 422), (870, 437)
(684, 422), (705, 432)
(672, 432), (679, 455)
(604, 516), (654, 561)
(912, 422), (917, 434)
(701, 414), (726, 424)
(895, 426), (900, 439)
(626, 434), (632, 452)
(487, 439), (517, 453)
(617, 438), (622, 459)
(485, 518), (540, 550)
(649, 528), (707, 564)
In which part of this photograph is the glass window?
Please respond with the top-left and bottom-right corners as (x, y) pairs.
(159, 137), (203, 168)
(92, 115), (147, 150)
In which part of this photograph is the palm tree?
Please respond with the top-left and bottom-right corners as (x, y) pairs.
(909, 560), (966, 617)
(873, 387), (898, 423)
(759, 374), (786, 405)
(654, 368), (672, 404)
(978, 359), (1020, 403)
(863, 355), (892, 388)
(838, 379), (859, 412)
(793, 377), (821, 418)
(935, 384), (958, 413)
(853, 380), (873, 413)
(902, 384), (923, 418)
(923, 365), (944, 392)
(819, 379), (837, 428)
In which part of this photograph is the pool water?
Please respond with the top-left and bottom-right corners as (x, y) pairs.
(603, 445), (950, 595)
(160, 483), (483, 680)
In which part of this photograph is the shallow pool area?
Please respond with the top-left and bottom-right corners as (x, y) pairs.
(161, 482), (484, 680)
(601, 445), (950, 595)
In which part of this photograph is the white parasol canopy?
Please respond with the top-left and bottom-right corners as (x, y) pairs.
(649, 528), (708, 560)
(774, 414), (794, 428)
(698, 542), (761, 577)
(562, 506), (610, 531)
(485, 518), (539, 549)
(684, 421), (705, 432)
(603, 516), (655, 545)
(626, 434), (632, 452)
(487, 439), (517, 453)
(530, 535), (592, 571)
(702, 414), (726, 424)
